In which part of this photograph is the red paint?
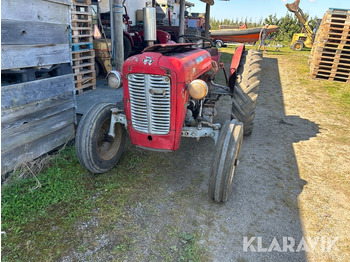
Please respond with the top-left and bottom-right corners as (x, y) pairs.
(228, 44), (245, 90)
(123, 47), (212, 151)
(230, 44), (245, 76)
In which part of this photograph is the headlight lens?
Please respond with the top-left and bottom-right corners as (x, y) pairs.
(188, 79), (208, 100)
(107, 71), (122, 89)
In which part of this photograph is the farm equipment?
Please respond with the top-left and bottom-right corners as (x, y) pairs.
(75, 36), (262, 202)
(286, 0), (314, 51)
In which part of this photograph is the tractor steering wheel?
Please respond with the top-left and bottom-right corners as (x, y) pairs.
(176, 34), (213, 49)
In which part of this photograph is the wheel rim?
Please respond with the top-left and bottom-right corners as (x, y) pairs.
(295, 43), (302, 50)
(96, 118), (122, 161)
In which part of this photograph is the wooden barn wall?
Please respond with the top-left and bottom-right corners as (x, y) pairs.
(1, 0), (75, 174)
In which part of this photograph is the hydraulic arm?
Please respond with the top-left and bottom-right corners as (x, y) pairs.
(286, 0), (313, 40)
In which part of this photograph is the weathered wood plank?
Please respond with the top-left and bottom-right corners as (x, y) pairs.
(1, 92), (74, 130)
(1, 44), (71, 70)
(1, 124), (75, 174)
(44, 0), (71, 6)
(2, 108), (75, 154)
(1, 20), (69, 45)
(1, 74), (74, 109)
(1, 0), (70, 24)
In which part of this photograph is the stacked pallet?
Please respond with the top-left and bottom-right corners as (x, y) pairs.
(71, 0), (96, 94)
(309, 8), (350, 83)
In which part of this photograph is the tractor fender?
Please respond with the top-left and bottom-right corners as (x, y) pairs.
(156, 30), (172, 44)
(228, 44), (245, 91)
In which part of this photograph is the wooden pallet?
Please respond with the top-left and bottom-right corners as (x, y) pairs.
(311, 72), (350, 83)
(309, 8), (350, 83)
(72, 50), (95, 67)
(75, 77), (96, 94)
(70, 0), (95, 94)
(73, 63), (94, 74)
(74, 69), (96, 94)
(71, 34), (93, 44)
(71, 42), (93, 51)
(74, 70), (95, 81)
(71, 3), (91, 16)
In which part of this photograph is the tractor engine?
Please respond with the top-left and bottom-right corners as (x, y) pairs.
(122, 45), (213, 151)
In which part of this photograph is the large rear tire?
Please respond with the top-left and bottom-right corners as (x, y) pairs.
(231, 49), (262, 135)
(123, 35), (132, 59)
(75, 103), (126, 173)
(208, 120), (243, 203)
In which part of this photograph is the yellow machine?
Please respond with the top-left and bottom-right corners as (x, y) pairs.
(93, 39), (112, 76)
(286, 0), (314, 51)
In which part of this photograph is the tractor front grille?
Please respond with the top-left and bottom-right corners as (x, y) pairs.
(128, 74), (171, 135)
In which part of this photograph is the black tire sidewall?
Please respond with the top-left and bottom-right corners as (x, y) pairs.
(89, 106), (125, 172)
(123, 35), (132, 59)
(76, 103), (126, 173)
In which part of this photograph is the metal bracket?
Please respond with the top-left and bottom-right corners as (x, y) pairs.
(181, 126), (220, 144)
(108, 108), (127, 138)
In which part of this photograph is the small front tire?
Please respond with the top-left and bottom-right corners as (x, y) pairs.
(292, 41), (304, 51)
(215, 40), (223, 48)
(208, 120), (244, 203)
(75, 103), (126, 173)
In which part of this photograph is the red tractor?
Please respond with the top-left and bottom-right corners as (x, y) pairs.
(75, 38), (262, 203)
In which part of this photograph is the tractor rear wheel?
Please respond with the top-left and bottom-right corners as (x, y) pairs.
(208, 120), (243, 203)
(75, 103), (126, 173)
(231, 49), (262, 135)
(292, 41), (304, 51)
(123, 35), (132, 59)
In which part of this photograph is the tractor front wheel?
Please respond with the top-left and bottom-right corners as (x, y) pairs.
(75, 103), (126, 173)
(292, 41), (304, 51)
(208, 120), (243, 203)
(231, 49), (262, 135)
(215, 40), (223, 48)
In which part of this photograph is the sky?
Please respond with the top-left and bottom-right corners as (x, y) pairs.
(188, 0), (349, 21)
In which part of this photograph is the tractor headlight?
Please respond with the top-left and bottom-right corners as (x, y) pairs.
(188, 79), (208, 100)
(107, 71), (122, 89)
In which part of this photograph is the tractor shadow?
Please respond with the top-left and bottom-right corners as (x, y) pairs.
(189, 56), (320, 261)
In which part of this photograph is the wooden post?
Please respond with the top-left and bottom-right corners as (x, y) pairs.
(205, 3), (210, 39)
(113, 0), (124, 71)
(179, 0), (186, 43)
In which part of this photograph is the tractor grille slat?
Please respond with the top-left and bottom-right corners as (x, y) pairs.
(128, 74), (171, 135)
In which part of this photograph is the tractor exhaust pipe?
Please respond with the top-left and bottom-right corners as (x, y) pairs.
(143, 7), (157, 46)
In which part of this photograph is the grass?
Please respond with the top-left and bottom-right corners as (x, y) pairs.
(1, 144), (208, 261)
(219, 43), (350, 117)
(1, 146), (147, 261)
